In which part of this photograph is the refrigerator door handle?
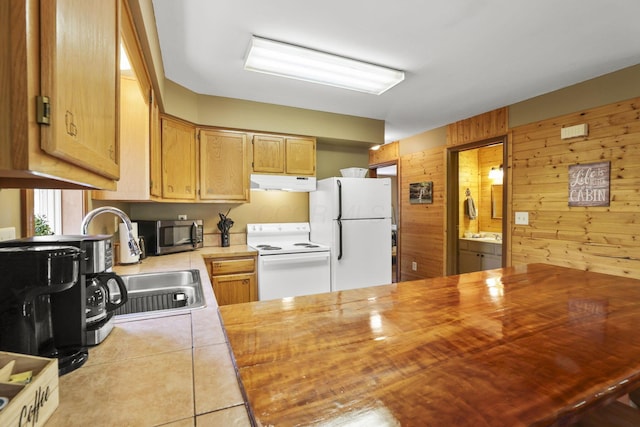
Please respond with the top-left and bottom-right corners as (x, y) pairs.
(337, 218), (343, 260)
(337, 179), (342, 220)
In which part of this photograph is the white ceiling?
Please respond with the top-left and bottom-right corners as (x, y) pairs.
(152, 0), (640, 143)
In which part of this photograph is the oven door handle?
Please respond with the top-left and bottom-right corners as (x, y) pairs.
(261, 252), (330, 265)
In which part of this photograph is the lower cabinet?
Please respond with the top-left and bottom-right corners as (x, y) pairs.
(458, 240), (502, 274)
(206, 254), (257, 306)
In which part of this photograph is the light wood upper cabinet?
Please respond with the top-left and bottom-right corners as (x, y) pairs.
(149, 93), (162, 197)
(40, 0), (119, 180)
(0, 0), (120, 189)
(93, 76), (149, 200)
(369, 141), (399, 166)
(199, 129), (249, 202)
(285, 137), (315, 175)
(252, 135), (285, 173)
(93, 1), (158, 201)
(252, 134), (316, 176)
(162, 117), (196, 200)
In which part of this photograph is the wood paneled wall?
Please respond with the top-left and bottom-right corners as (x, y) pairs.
(510, 96), (640, 278)
(400, 146), (445, 280)
(447, 107), (508, 147)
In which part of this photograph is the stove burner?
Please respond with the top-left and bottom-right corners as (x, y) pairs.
(293, 243), (320, 248)
(257, 245), (282, 250)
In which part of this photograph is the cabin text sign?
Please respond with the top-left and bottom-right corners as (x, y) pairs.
(568, 161), (610, 207)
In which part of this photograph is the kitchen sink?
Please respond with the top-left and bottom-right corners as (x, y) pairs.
(113, 269), (206, 319)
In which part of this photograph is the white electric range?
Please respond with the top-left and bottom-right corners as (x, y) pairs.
(247, 222), (331, 301)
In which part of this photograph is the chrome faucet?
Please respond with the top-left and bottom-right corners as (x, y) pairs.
(81, 206), (141, 256)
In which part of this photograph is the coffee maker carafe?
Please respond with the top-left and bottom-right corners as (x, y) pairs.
(0, 246), (88, 375)
(84, 250), (128, 344)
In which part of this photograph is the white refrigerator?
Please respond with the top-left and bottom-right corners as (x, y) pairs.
(309, 177), (392, 291)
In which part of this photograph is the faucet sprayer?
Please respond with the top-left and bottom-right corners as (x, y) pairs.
(80, 207), (141, 256)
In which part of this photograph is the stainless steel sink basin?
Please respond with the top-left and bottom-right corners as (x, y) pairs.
(114, 269), (206, 319)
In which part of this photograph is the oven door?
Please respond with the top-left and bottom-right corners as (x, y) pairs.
(258, 251), (331, 301)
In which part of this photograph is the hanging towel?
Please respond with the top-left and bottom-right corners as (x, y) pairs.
(465, 196), (477, 220)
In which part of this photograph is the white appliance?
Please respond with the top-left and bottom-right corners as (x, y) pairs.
(119, 222), (139, 264)
(250, 174), (316, 192)
(247, 223), (331, 301)
(309, 177), (392, 291)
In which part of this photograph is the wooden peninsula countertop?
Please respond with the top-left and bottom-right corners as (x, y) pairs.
(219, 263), (640, 426)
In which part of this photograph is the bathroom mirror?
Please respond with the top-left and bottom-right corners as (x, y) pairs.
(491, 185), (503, 219)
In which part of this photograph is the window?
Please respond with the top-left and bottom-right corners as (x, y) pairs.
(22, 189), (87, 236)
(33, 189), (62, 234)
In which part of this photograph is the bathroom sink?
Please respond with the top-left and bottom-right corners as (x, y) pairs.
(463, 235), (502, 243)
(472, 236), (502, 243)
(113, 269), (206, 319)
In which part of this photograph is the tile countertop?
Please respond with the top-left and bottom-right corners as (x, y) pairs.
(46, 246), (256, 427)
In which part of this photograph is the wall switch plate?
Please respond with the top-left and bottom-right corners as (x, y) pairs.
(515, 212), (529, 225)
(411, 261), (417, 271)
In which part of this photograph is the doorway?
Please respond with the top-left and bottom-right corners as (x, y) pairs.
(369, 162), (400, 283)
(446, 137), (507, 275)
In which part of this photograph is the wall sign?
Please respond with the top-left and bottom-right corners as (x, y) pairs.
(410, 181), (433, 204)
(568, 161), (610, 207)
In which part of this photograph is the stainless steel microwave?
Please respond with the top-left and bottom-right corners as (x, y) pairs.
(136, 219), (203, 255)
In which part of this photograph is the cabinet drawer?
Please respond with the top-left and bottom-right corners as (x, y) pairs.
(210, 258), (255, 275)
(468, 241), (497, 255)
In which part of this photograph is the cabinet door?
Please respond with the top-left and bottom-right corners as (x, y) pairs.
(200, 130), (248, 202)
(161, 117), (196, 199)
(40, 0), (120, 180)
(93, 76), (149, 200)
(459, 250), (481, 274)
(212, 274), (257, 306)
(149, 92), (162, 197)
(481, 254), (502, 270)
(253, 135), (285, 173)
(369, 141), (399, 166)
(285, 137), (315, 175)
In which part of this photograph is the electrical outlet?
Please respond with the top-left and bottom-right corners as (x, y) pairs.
(178, 214), (187, 220)
(411, 261), (417, 271)
(515, 211), (529, 225)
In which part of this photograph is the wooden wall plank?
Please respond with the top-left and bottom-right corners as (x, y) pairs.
(447, 107), (509, 147)
(510, 96), (640, 278)
(400, 146), (445, 280)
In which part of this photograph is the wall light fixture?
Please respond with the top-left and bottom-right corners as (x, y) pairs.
(489, 165), (504, 182)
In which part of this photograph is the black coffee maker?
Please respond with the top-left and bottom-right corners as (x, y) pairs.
(0, 245), (88, 375)
(1, 235), (128, 346)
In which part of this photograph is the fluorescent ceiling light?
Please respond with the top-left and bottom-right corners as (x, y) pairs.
(244, 36), (405, 95)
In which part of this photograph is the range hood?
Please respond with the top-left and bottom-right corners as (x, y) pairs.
(250, 174), (316, 192)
